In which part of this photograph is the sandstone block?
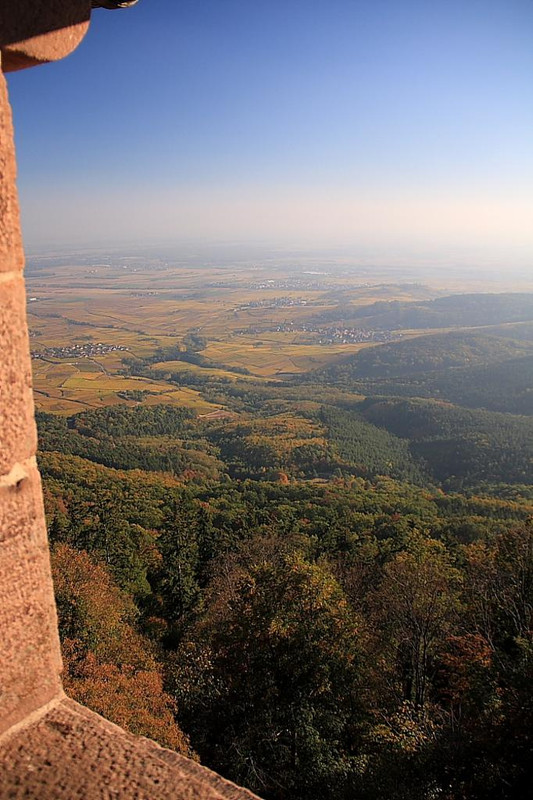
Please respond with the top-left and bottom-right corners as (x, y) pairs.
(0, 72), (23, 273)
(0, 466), (62, 734)
(1, 1), (91, 73)
(0, 276), (37, 474)
(0, 699), (262, 799)
(1, 460), (46, 543)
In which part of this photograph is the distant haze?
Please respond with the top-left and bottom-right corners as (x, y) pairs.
(20, 183), (533, 266)
(8, 0), (533, 269)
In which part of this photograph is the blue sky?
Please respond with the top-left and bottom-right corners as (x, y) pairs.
(7, 0), (533, 261)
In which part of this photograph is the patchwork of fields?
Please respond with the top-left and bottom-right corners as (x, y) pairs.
(27, 256), (533, 414)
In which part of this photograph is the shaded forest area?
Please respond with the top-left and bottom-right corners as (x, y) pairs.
(307, 332), (533, 414)
(310, 292), (533, 330)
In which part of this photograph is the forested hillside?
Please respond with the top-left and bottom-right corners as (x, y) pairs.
(313, 292), (533, 329)
(309, 332), (533, 414)
(326, 333), (533, 378)
(356, 397), (533, 487)
(37, 394), (533, 489)
(40, 448), (533, 800)
(38, 392), (533, 800)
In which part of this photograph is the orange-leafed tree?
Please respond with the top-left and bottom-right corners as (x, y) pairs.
(51, 543), (192, 755)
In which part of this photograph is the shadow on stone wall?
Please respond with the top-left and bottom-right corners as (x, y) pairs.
(0, 1), (91, 49)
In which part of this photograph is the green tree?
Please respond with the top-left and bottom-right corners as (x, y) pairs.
(156, 500), (202, 625)
(372, 531), (462, 711)
(172, 545), (365, 799)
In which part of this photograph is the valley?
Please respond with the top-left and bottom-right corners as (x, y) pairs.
(29, 249), (533, 800)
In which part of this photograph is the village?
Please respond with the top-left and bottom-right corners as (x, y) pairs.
(236, 296), (310, 310)
(31, 342), (128, 360)
(235, 322), (400, 345)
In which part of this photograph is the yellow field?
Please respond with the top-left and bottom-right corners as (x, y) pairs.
(150, 360), (260, 381)
(27, 259), (479, 412)
(203, 338), (373, 377)
(32, 363), (220, 415)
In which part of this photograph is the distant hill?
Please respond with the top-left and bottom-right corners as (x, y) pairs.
(311, 292), (533, 329)
(309, 332), (533, 414)
(479, 320), (533, 342)
(330, 332), (532, 378)
(355, 397), (533, 488)
(36, 407), (226, 481)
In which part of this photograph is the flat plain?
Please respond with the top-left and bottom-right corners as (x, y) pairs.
(26, 250), (533, 413)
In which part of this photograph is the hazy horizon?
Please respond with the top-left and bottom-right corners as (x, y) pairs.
(8, 0), (533, 270)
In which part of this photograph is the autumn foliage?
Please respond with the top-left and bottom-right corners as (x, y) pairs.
(43, 443), (533, 800)
(51, 544), (192, 755)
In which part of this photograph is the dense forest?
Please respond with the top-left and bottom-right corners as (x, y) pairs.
(39, 395), (533, 799)
(307, 332), (533, 414)
(37, 386), (533, 489)
(311, 293), (533, 330)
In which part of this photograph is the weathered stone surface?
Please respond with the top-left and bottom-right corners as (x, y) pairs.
(0, 276), (37, 474)
(1, 1), (91, 72)
(0, 34), (60, 739)
(0, 698), (262, 799)
(0, 460), (48, 544)
(0, 70), (23, 272)
(0, 467), (62, 735)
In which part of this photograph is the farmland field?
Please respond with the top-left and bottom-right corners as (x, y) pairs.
(26, 250), (533, 412)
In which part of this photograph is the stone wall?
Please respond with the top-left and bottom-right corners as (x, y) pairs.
(0, 57), (64, 738)
(0, 1), (97, 737)
(0, 0), (90, 72)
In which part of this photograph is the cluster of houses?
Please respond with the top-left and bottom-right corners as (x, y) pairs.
(236, 297), (309, 310)
(31, 343), (128, 360)
(235, 323), (399, 345)
(248, 279), (324, 290)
